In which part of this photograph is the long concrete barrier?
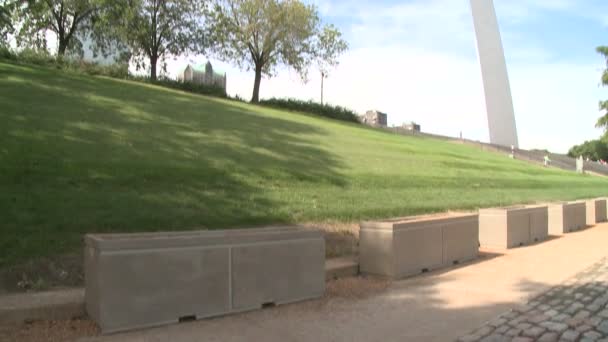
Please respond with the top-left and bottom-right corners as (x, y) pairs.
(359, 213), (478, 279)
(85, 226), (325, 334)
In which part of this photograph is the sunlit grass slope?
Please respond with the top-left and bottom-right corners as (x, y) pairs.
(1, 61), (606, 266)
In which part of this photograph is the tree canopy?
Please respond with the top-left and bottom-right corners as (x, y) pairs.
(0, 2), (14, 45)
(568, 46), (608, 161)
(596, 46), (608, 133)
(14, 0), (100, 55)
(315, 24), (347, 78)
(315, 23), (347, 104)
(568, 139), (608, 161)
(97, 0), (206, 80)
(205, 0), (347, 102)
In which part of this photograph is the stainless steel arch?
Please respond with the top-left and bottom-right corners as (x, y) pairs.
(470, 0), (519, 148)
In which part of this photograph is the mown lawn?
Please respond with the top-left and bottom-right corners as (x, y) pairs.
(1, 61), (607, 268)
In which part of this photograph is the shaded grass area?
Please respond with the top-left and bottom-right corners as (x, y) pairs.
(1, 61), (607, 269)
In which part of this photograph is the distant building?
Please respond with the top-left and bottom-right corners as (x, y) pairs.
(402, 122), (421, 132)
(177, 62), (226, 91)
(360, 110), (388, 127)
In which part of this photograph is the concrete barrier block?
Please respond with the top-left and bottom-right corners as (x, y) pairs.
(231, 238), (325, 311)
(360, 213), (478, 279)
(529, 206), (549, 242)
(601, 199), (608, 222)
(586, 199), (607, 225)
(85, 227), (324, 334)
(393, 223), (443, 278)
(442, 215), (479, 266)
(548, 202), (586, 235)
(479, 205), (548, 249)
(569, 202), (587, 230)
(359, 228), (395, 277)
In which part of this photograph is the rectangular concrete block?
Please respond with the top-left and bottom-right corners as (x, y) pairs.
(85, 227), (325, 334)
(442, 215), (480, 266)
(479, 205), (548, 249)
(360, 213), (478, 279)
(548, 202), (586, 235)
(529, 206), (549, 243)
(231, 239), (325, 311)
(586, 199), (607, 225)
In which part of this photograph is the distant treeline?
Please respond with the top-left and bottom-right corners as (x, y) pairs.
(258, 98), (360, 123)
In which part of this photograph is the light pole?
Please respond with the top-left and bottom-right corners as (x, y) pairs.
(320, 71), (325, 105)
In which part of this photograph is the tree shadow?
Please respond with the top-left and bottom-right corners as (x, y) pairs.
(0, 64), (346, 268)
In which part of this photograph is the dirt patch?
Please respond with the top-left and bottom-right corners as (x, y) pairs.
(302, 221), (359, 258)
(325, 276), (391, 299)
(0, 253), (83, 295)
(0, 318), (98, 342)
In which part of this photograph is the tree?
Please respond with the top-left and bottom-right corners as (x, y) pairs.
(596, 46), (608, 132)
(205, 0), (347, 103)
(14, 0), (99, 55)
(315, 24), (347, 104)
(0, 1), (15, 45)
(573, 47), (608, 162)
(568, 139), (608, 161)
(99, 0), (206, 80)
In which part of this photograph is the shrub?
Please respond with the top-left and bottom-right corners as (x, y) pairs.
(0, 48), (129, 78)
(258, 98), (360, 123)
(0, 45), (15, 60)
(128, 75), (227, 98)
(228, 94), (247, 103)
(17, 48), (56, 66)
(68, 61), (130, 79)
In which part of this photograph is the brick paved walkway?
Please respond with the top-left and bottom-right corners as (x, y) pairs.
(458, 258), (608, 342)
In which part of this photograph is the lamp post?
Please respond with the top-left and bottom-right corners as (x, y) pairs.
(320, 71), (325, 105)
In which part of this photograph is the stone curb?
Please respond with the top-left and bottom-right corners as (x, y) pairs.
(0, 288), (85, 325)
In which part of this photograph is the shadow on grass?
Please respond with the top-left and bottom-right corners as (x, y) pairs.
(0, 63), (346, 269)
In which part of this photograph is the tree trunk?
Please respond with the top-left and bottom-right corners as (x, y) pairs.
(57, 38), (68, 56)
(150, 55), (158, 81)
(251, 64), (262, 103)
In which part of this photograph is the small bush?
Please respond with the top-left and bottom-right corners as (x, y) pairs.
(69, 61), (129, 79)
(18, 48), (56, 66)
(129, 75), (227, 98)
(258, 98), (360, 123)
(228, 93), (247, 103)
(0, 45), (15, 60)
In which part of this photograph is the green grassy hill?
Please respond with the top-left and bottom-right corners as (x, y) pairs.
(1, 61), (607, 268)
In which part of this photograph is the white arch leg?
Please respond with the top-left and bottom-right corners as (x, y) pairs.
(471, 0), (519, 148)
